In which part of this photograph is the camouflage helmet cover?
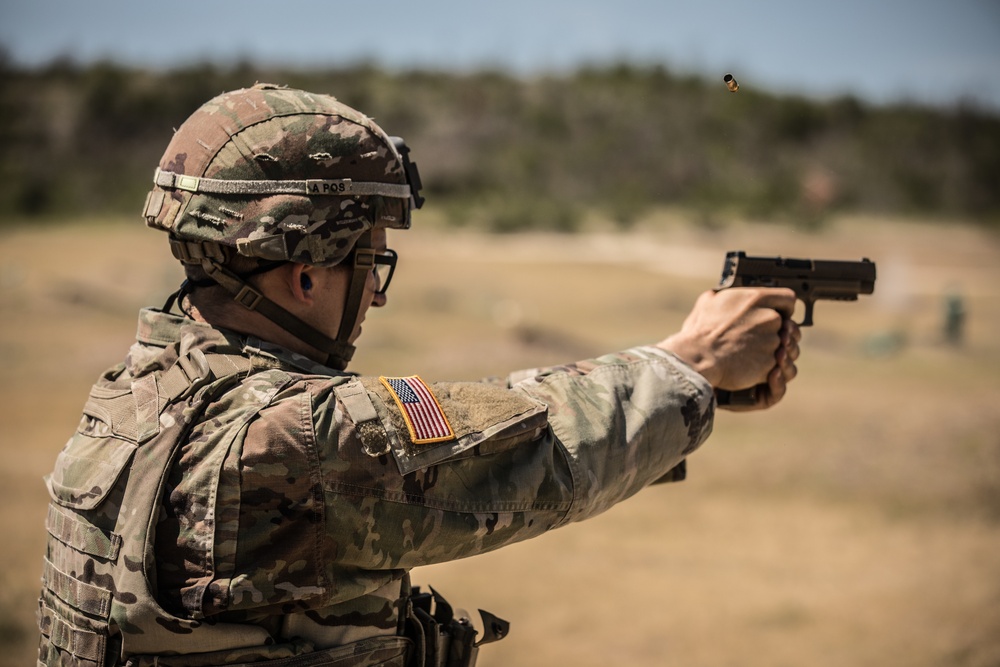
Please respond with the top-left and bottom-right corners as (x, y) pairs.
(143, 83), (414, 268)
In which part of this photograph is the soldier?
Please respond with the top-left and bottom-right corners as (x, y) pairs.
(37, 84), (800, 666)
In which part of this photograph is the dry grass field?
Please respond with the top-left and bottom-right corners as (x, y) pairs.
(1, 211), (998, 666)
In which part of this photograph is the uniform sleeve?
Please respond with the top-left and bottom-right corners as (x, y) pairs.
(311, 346), (714, 572)
(509, 346), (713, 522)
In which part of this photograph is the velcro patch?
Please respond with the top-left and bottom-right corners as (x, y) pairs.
(379, 376), (455, 444)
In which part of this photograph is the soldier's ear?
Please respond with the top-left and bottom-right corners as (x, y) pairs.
(289, 264), (315, 304)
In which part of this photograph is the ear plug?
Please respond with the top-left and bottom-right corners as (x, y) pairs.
(301, 274), (312, 291)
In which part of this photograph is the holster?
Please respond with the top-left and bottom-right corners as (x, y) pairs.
(401, 579), (509, 667)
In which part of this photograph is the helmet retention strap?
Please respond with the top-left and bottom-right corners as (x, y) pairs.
(335, 232), (376, 352)
(198, 257), (356, 370)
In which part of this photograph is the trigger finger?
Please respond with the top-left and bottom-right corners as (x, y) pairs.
(759, 288), (798, 320)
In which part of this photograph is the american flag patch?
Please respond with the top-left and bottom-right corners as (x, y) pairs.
(379, 376), (455, 444)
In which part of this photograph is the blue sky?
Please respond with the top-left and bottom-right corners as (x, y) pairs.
(2, 0), (999, 110)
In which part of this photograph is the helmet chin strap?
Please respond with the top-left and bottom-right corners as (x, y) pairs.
(170, 234), (377, 371)
(199, 258), (356, 370)
(335, 232), (377, 355)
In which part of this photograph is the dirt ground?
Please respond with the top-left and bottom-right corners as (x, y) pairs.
(1, 211), (998, 666)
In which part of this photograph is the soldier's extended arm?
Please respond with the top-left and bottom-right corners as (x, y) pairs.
(318, 347), (714, 571)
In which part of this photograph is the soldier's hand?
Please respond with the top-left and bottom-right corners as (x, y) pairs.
(656, 288), (800, 410)
(726, 316), (801, 411)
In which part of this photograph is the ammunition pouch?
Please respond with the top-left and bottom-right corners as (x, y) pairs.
(403, 585), (509, 667)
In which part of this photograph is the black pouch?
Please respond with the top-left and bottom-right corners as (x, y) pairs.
(404, 585), (509, 667)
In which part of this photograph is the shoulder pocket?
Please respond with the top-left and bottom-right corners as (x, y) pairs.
(359, 378), (548, 475)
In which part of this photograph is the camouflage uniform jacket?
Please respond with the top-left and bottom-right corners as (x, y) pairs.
(39, 307), (714, 666)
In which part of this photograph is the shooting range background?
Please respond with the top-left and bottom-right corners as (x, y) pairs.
(1, 2), (998, 665)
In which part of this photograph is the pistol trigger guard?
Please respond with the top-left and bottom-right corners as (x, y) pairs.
(798, 300), (815, 327)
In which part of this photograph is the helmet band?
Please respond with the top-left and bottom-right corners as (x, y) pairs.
(154, 168), (413, 201)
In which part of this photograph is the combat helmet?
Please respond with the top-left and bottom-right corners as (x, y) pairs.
(143, 83), (423, 370)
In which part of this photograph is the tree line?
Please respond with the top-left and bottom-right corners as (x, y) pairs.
(1, 57), (998, 230)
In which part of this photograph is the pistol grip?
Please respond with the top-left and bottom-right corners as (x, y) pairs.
(715, 386), (759, 407)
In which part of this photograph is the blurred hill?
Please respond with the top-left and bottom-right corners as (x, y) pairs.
(1, 58), (999, 229)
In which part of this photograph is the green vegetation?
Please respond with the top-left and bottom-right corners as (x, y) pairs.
(2, 58), (998, 229)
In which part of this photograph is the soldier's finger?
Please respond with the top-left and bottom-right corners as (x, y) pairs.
(761, 365), (787, 408)
(781, 319), (802, 344)
(754, 288), (798, 320)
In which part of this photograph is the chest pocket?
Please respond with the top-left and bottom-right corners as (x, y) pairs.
(48, 385), (140, 510)
(344, 378), (549, 475)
